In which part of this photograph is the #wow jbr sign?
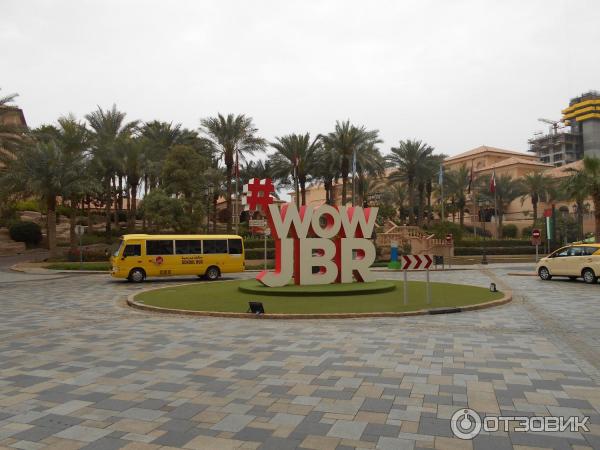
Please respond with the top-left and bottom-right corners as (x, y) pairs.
(242, 178), (378, 287)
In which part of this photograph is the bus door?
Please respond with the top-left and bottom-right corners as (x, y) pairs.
(145, 239), (176, 276)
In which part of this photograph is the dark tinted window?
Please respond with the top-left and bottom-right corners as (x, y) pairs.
(584, 246), (599, 256)
(228, 239), (243, 254)
(175, 240), (202, 255)
(568, 247), (584, 256)
(203, 239), (227, 254)
(123, 244), (141, 257)
(146, 240), (173, 255)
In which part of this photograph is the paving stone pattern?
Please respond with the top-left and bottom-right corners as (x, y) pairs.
(0, 265), (599, 449)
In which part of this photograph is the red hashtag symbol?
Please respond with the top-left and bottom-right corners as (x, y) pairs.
(242, 178), (275, 213)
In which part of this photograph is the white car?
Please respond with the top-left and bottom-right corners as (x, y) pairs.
(536, 244), (600, 284)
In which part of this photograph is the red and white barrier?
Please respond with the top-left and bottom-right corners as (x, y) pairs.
(401, 254), (433, 270)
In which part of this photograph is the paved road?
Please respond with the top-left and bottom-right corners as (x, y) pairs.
(0, 265), (599, 449)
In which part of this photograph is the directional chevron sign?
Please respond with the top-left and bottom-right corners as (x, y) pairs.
(402, 254), (433, 270)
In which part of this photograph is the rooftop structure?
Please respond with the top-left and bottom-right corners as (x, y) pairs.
(562, 91), (600, 159)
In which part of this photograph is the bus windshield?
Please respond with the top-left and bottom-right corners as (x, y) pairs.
(113, 240), (124, 257)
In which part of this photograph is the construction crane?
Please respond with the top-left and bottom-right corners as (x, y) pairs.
(538, 118), (564, 135)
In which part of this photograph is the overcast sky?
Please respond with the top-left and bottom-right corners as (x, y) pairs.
(2, 0), (599, 157)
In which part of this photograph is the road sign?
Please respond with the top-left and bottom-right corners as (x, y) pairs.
(264, 228), (271, 236)
(532, 228), (541, 239)
(249, 219), (266, 227)
(402, 254), (433, 270)
(75, 225), (85, 236)
(532, 236), (541, 246)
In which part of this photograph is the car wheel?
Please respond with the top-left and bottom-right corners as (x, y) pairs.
(128, 268), (145, 283)
(538, 266), (552, 280)
(205, 266), (220, 281)
(582, 268), (598, 284)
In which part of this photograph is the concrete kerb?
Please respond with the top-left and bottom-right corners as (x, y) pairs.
(9, 264), (107, 275)
(126, 280), (513, 320)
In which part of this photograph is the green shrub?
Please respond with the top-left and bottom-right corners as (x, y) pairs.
(245, 248), (275, 259)
(462, 224), (492, 238)
(0, 203), (18, 227)
(15, 199), (43, 212)
(458, 239), (530, 247)
(9, 221), (43, 246)
(501, 224), (518, 238)
(425, 222), (463, 242)
(454, 246), (536, 256)
(244, 237), (275, 249)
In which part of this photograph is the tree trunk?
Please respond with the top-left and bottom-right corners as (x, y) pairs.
(47, 196), (57, 258)
(300, 180), (307, 206)
(532, 198), (538, 226)
(69, 202), (77, 250)
(341, 176), (348, 205)
(128, 183), (138, 232)
(118, 176), (124, 212)
(497, 206), (504, 239)
(105, 179), (111, 234)
(225, 162), (233, 233)
(212, 193), (218, 233)
(577, 199), (584, 240)
(113, 178), (119, 228)
(407, 180), (416, 225)
(459, 208), (465, 227)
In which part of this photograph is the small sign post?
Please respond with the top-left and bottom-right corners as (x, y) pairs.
(445, 234), (453, 268)
(263, 227), (271, 270)
(401, 255), (433, 306)
(532, 228), (541, 262)
(75, 225), (85, 269)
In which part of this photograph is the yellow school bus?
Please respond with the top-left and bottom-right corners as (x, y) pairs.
(110, 234), (244, 282)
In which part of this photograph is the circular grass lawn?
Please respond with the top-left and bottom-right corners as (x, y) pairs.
(134, 279), (504, 314)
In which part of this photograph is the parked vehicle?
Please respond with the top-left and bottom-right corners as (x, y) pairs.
(536, 244), (600, 284)
(110, 234), (244, 282)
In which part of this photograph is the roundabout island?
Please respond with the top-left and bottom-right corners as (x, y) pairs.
(130, 278), (508, 318)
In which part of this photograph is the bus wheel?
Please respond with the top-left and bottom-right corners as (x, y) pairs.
(128, 268), (146, 283)
(205, 266), (220, 281)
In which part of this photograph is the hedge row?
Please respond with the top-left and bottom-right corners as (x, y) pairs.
(244, 238), (275, 249)
(457, 239), (531, 248)
(454, 246), (537, 256)
(246, 248), (276, 259)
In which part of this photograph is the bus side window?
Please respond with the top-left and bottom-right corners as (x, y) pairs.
(147, 240), (174, 255)
(228, 239), (243, 254)
(176, 240), (202, 254)
(123, 244), (141, 257)
(203, 239), (227, 254)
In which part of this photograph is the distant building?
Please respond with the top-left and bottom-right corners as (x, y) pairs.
(562, 91), (600, 159)
(529, 91), (600, 166)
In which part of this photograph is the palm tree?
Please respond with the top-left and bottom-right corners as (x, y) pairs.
(320, 121), (382, 206)
(200, 114), (266, 233)
(312, 144), (340, 205)
(566, 158), (600, 241)
(202, 167), (227, 233)
(0, 141), (87, 256)
(85, 105), (138, 234)
(520, 171), (551, 226)
(270, 133), (320, 206)
(121, 137), (146, 231)
(477, 173), (524, 238)
(140, 121), (183, 190)
(386, 140), (434, 225)
(561, 170), (587, 241)
(355, 144), (385, 207)
(55, 115), (92, 247)
(444, 164), (470, 226)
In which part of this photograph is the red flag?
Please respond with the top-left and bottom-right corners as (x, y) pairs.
(489, 170), (496, 194)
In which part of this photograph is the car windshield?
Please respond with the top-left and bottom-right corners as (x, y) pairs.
(112, 240), (124, 257)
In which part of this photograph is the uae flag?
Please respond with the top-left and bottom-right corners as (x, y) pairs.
(489, 170), (496, 194)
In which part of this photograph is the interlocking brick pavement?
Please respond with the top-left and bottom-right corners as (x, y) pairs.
(0, 265), (598, 449)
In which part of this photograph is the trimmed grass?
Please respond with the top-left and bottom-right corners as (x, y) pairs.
(46, 262), (110, 271)
(136, 279), (504, 314)
(238, 279), (396, 296)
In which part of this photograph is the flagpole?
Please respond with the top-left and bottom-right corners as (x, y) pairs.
(493, 170), (498, 239)
(439, 164), (444, 223)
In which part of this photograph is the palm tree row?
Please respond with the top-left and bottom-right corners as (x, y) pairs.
(2, 89), (600, 252)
